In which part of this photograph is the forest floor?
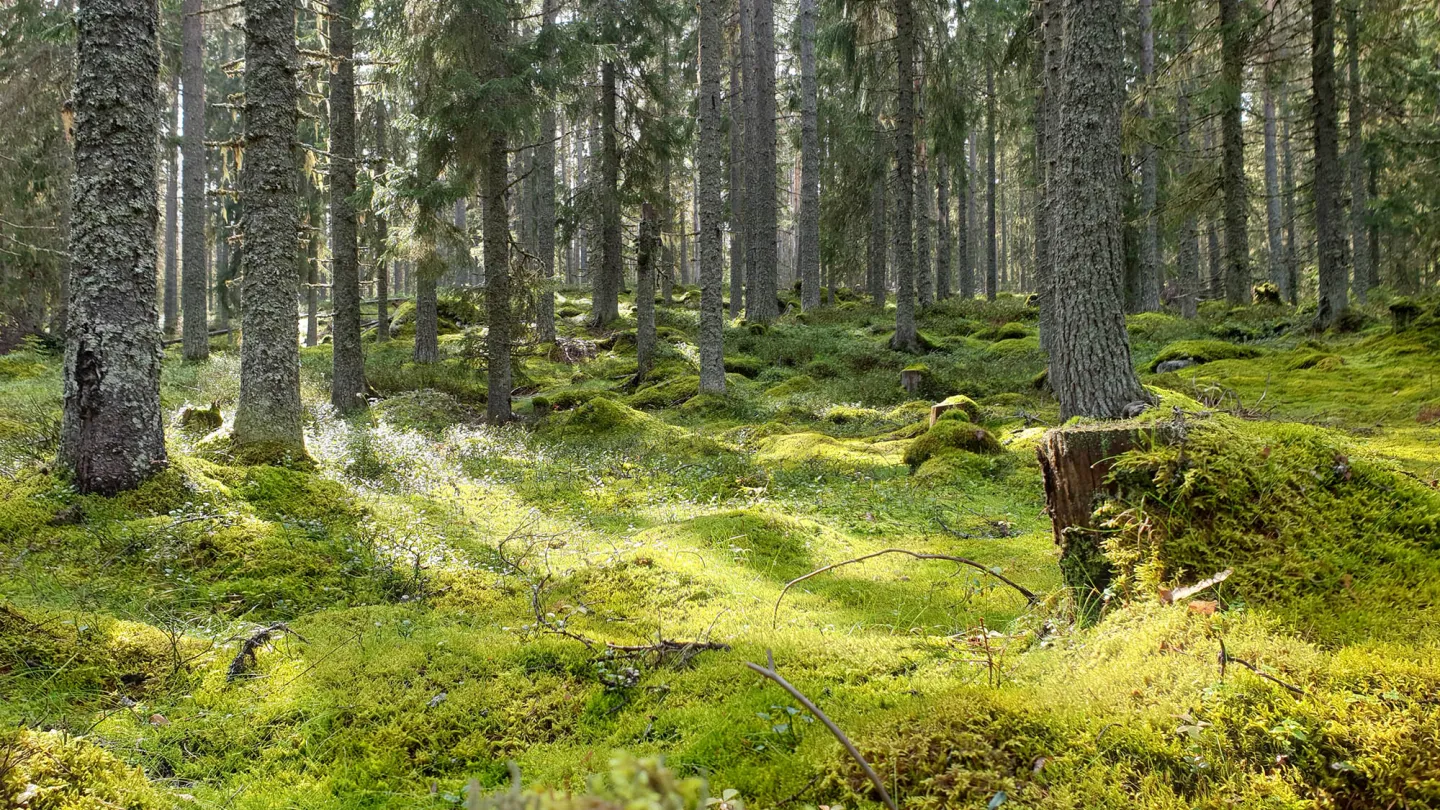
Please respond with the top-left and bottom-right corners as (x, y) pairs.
(2, 288), (1439, 809)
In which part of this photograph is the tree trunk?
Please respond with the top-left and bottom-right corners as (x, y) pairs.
(891, 0), (917, 350)
(374, 100), (390, 341)
(868, 123), (887, 307)
(1137, 0), (1160, 312)
(1313, 0), (1348, 328)
(593, 59), (622, 326)
(635, 204), (658, 381)
(181, 0), (208, 359)
(728, 7), (746, 318)
(917, 140), (933, 308)
(1175, 18), (1201, 318)
(63, 0), (168, 494)
(1048, 0), (1148, 420)
(1346, 5), (1370, 303)
(234, 0), (305, 457)
(414, 274), (439, 363)
(744, 0), (779, 323)
(1204, 118), (1225, 299)
(329, 0), (365, 413)
(1035, 0), (1060, 342)
(935, 152), (951, 301)
(1281, 97), (1299, 305)
(164, 71), (180, 336)
(535, 0), (559, 343)
(303, 172), (319, 347)
(1220, 0), (1250, 305)
(699, 0), (727, 393)
(797, 0), (820, 311)
(485, 134), (512, 423)
(985, 53), (998, 301)
(960, 138), (974, 298)
(1263, 74), (1287, 299)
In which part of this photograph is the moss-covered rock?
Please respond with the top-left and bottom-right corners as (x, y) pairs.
(977, 321), (1032, 341)
(626, 375), (701, 409)
(903, 420), (1001, 470)
(764, 374), (817, 397)
(1148, 339), (1262, 371)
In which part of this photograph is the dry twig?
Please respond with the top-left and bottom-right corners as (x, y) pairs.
(226, 622), (308, 681)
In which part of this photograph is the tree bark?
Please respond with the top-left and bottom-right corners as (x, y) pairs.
(164, 72), (180, 338)
(234, 0), (305, 457)
(868, 122), (888, 307)
(1204, 118), (1225, 299)
(797, 0), (820, 311)
(891, 0), (918, 350)
(1035, 0), (1060, 342)
(1137, 0), (1160, 312)
(744, 0), (779, 322)
(917, 140), (933, 308)
(329, 0), (365, 413)
(485, 133), (511, 423)
(1175, 18), (1201, 318)
(1281, 97), (1299, 305)
(63, 0), (168, 494)
(181, 0), (208, 359)
(593, 59), (622, 326)
(960, 137), (974, 298)
(373, 100), (390, 341)
(728, 5), (746, 318)
(1048, 0), (1148, 419)
(699, 0), (727, 393)
(985, 53), (998, 301)
(1346, 5), (1370, 303)
(1220, 0), (1251, 305)
(535, 0), (559, 342)
(935, 152), (951, 301)
(1263, 75), (1287, 299)
(635, 204), (658, 381)
(414, 273), (439, 363)
(1313, 0), (1348, 328)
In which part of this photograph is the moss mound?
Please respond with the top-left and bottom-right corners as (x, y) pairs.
(755, 431), (901, 469)
(1099, 416), (1440, 643)
(931, 394), (982, 423)
(904, 420), (1001, 470)
(626, 375), (701, 409)
(0, 729), (168, 810)
(1149, 339), (1262, 371)
(977, 321), (1032, 341)
(373, 389), (476, 433)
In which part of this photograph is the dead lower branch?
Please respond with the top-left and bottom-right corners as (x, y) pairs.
(226, 622), (308, 682)
(745, 650), (898, 810)
(772, 547), (1038, 627)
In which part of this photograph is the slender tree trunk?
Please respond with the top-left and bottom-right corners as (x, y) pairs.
(234, 0), (305, 457)
(1049, 0), (1147, 419)
(699, 0), (727, 392)
(745, 0), (779, 322)
(535, 0), (559, 342)
(1263, 74), (1287, 299)
(917, 140), (933, 308)
(181, 0), (208, 359)
(1175, 18), (1201, 318)
(960, 137), (974, 298)
(1205, 118), (1225, 298)
(304, 174), (319, 347)
(1220, 0), (1251, 305)
(891, 0), (917, 350)
(63, 0), (168, 494)
(985, 53), (998, 301)
(936, 152), (951, 300)
(591, 60), (622, 325)
(1313, 0), (1348, 327)
(329, 0), (365, 413)
(635, 204), (658, 381)
(1346, 5), (1370, 302)
(868, 122), (888, 307)
(374, 100), (390, 341)
(485, 134), (512, 423)
(1138, 0), (1160, 311)
(728, 7), (746, 318)
(164, 71), (180, 336)
(415, 273), (438, 362)
(797, 0), (820, 310)
(1282, 97), (1299, 304)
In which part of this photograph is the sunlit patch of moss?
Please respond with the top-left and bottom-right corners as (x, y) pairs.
(976, 321), (1032, 341)
(373, 389), (478, 434)
(764, 374), (817, 397)
(0, 729), (169, 810)
(754, 431), (903, 469)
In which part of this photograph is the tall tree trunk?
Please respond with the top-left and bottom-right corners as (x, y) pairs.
(1204, 117), (1225, 298)
(890, 0), (917, 350)
(1346, 5), (1370, 302)
(373, 100), (390, 341)
(63, 0), (168, 494)
(181, 0), (208, 359)
(797, 0), (820, 310)
(1175, 17), (1201, 318)
(699, 0), (727, 392)
(304, 183), (318, 347)
(164, 71), (180, 336)
(1313, 0), (1348, 327)
(635, 204), (658, 381)
(744, 0), (779, 322)
(1036, 0), (1059, 344)
(1049, 0), (1147, 419)
(414, 273), (438, 362)
(1220, 0), (1251, 305)
(917, 140), (933, 308)
(960, 137), (974, 298)
(728, 6), (746, 318)
(985, 52), (998, 301)
(1137, 0), (1160, 311)
(485, 134), (512, 423)
(868, 122), (887, 307)
(592, 60), (622, 326)
(936, 152), (951, 300)
(1263, 74), (1287, 299)
(329, 0), (365, 413)
(1281, 96), (1299, 304)
(535, 0), (559, 342)
(234, 0), (305, 457)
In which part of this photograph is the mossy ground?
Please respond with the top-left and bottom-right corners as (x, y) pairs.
(1, 291), (1437, 808)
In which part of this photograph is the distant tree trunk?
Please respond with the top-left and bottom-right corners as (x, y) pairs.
(744, 0), (779, 323)
(1048, 0), (1148, 419)
(1281, 98), (1299, 304)
(1175, 18), (1201, 318)
(414, 273), (438, 362)
(593, 59), (622, 326)
(1137, 0), (1160, 312)
(728, 6), (746, 318)
(891, 0), (917, 350)
(960, 138), (974, 298)
(935, 152), (951, 300)
(1204, 118), (1224, 299)
(1263, 74), (1287, 299)
(917, 140), (933, 308)
(868, 123), (888, 307)
(534, 0), (558, 342)
(1220, 0), (1250, 305)
(485, 134), (512, 423)
(234, 0), (305, 457)
(1346, 5), (1370, 302)
(699, 0), (727, 393)
(1313, 0), (1348, 328)
(373, 100), (390, 342)
(454, 197), (469, 284)
(181, 0), (208, 359)
(164, 71), (180, 336)
(304, 183), (318, 347)
(986, 55), (998, 301)
(63, 0), (168, 494)
(635, 204), (659, 381)
(329, 0), (365, 413)
(797, 0), (820, 310)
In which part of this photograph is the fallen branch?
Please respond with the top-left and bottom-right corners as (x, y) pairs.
(226, 623), (308, 682)
(773, 547), (1038, 627)
(1218, 639), (1306, 697)
(1160, 568), (1233, 604)
(745, 650), (898, 810)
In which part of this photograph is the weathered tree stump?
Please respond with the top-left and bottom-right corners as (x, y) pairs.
(900, 367), (926, 396)
(1037, 421), (1183, 616)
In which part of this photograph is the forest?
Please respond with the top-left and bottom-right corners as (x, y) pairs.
(1, 0), (1439, 805)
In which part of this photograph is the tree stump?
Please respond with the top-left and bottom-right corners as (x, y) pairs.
(1037, 421), (1183, 616)
(900, 367), (926, 396)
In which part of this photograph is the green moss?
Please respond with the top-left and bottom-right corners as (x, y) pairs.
(1149, 339), (1263, 371)
(724, 354), (766, 378)
(977, 321), (1032, 341)
(626, 375), (701, 409)
(0, 729), (168, 810)
(903, 420), (1001, 470)
(764, 374), (817, 397)
(986, 335), (1042, 356)
(931, 394), (982, 423)
(755, 431), (903, 469)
